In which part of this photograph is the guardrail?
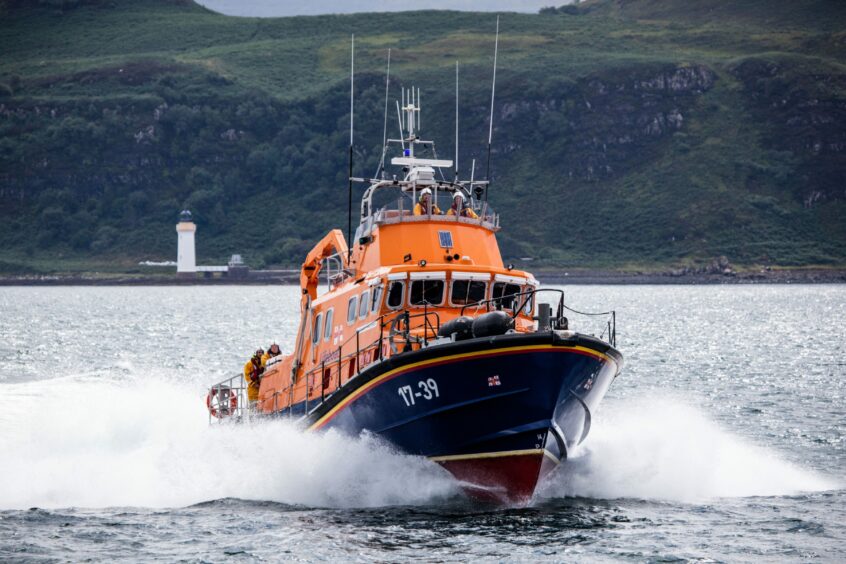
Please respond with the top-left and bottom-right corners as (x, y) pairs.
(208, 307), (441, 424)
(372, 198), (499, 230)
(206, 373), (248, 424)
(460, 288), (616, 347)
(208, 293), (616, 424)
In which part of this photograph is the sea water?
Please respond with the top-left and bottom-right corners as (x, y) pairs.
(0, 285), (843, 561)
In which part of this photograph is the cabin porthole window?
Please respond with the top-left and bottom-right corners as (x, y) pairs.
(347, 295), (358, 324)
(323, 308), (334, 342)
(312, 312), (323, 345)
(359, 290), (370, 319)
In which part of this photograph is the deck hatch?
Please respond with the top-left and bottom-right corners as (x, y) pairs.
(438, 231), (454, 249)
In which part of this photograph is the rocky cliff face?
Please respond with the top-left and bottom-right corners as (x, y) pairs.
(730, 58), (846, 207)
(498, 64), (716, 181)
(1, 1), (844, 270)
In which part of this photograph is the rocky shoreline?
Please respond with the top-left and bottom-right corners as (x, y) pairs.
(2, 268), (845, 286)
(533, 268), (846, 285)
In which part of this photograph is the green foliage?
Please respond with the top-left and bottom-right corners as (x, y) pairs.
(0, 0), (844, 273)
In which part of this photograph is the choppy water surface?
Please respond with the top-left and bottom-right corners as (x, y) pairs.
(0, 285), (843, 561)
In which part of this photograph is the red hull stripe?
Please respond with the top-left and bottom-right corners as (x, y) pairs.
(310, 344), (610, 430)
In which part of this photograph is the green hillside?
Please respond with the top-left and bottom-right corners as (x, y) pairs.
(1, 0), (845, 273)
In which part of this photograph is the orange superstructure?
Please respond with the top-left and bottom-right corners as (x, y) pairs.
(257, 205), (540, 415)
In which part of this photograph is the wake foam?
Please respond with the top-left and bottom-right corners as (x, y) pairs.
(1, 377), (835, 510)
(538, 395), (837, 503)
(0, 376), (457, 510)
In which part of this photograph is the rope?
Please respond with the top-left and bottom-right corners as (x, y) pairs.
(561, 304), (614, 317)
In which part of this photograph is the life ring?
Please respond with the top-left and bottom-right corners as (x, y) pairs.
(206, 385), (238, 418)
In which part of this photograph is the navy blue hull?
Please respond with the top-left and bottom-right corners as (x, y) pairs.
(293, 331), (623, 501)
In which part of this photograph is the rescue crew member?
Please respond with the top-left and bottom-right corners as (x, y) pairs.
(446, 191), (479, 219)
(261, 343), (281, 368)
(413, 187), (441, 216)
(243, 348), (264, 408)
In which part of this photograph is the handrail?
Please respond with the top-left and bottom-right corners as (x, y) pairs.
(460, 288), (561, 318)
(370, 198), (500, 231)
(561, 303), (615, 317)
(250, 307), (442, 419)
(210, 291), (616, 423)
(206, 373), (249, 425)
(461, 288), (617, 347)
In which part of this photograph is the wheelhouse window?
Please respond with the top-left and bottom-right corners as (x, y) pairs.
(523, 286), (536, 315)
(371, 285), (384, 314)
(323, 308), (334, 341)
(359, 290), (370, 319)
(312, 312), (323, 345)
(409, 279), (445, 306)
(347, 295), (358, 324)
(492, 282), (522, 311)
(450, 279), (487, 306)
(386, 280), (405, 310)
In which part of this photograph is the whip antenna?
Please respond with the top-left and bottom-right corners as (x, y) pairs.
(376, 48), (391, 178)
(484, 16), (499, 201)
(454, 61), (459, 182)
(348, 34), (354, 260)
(395, 100), (405, 152)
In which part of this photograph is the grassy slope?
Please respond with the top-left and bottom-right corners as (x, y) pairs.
(0, 0), (844, 273)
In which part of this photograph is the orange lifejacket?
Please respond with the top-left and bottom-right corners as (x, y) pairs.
(447, 205), (479, 219)
(413, 202), (442, 216)
(243, 357), (263, 401)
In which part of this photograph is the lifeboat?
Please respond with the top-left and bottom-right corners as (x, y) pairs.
(206, 67), (623, 505)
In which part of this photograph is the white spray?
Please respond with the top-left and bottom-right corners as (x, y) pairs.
(0, 377), (835, 510)
(538, 394), (836, 503)
(0, 375), (458, 510)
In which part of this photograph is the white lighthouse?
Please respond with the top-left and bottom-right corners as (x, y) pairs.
(176, 210), (197, 274)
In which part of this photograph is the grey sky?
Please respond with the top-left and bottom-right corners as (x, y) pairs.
(195, 1), (566, 17)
